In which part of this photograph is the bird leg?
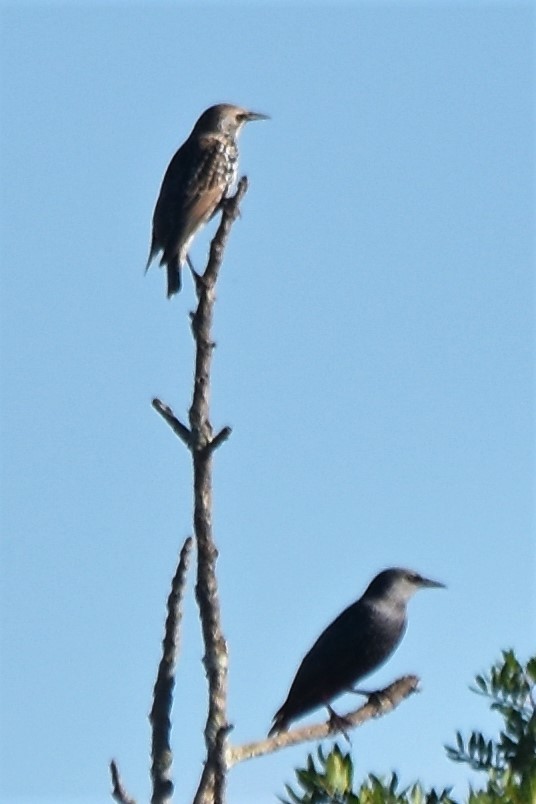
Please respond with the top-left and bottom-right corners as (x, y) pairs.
(187, 255), (201, 280)
(326, 706), (352, 744)
(187, 256), (206, 295)
(348, 686), (375, 696)
(349, 686), (395, 711)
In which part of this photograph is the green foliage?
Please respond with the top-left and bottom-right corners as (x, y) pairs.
(446, 650), (536, 804)
(280, 744), (453, 804)
(282, 651), (536, 804)
(279, 744), (356, 804)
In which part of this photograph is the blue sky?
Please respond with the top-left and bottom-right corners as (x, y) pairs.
(1, 3), (534, 803)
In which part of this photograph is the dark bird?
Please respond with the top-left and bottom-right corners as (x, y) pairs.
(268, 568), (445, 736)
(146, 103), (268, 297)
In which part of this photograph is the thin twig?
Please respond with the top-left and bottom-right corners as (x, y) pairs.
(110, 759), (137, 804)
(149, 537), (194, 804)
(152, 398), (192, 446)
(226, 675), (420, 767)
(204, 426), (233, 456)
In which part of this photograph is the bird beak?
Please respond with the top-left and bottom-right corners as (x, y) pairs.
(244, 110), (270, 122)
(419, 576), (446, 589)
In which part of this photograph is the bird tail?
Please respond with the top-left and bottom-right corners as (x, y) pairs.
(268, 707), (288, 737)
(166, 257), (182, 297)
(146, 236), (157, 272)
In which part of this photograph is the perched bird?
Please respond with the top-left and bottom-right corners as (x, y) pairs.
(146, 103), (268, 297)
(268, 568), (445, 735)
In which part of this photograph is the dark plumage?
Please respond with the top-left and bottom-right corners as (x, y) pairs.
(146, 103), (268, 297)
(269, 568), (444, 736)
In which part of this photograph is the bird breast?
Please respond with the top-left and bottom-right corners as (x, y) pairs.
(196, 135), (238, 196)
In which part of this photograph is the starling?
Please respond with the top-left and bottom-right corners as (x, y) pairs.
(146, 103), (268, 297)
(268, 568), (445, 735)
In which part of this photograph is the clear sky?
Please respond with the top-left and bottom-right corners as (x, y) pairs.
(1, 2), (534, 803)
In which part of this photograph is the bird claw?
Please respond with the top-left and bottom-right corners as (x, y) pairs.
(327, 706), (352, 744)
(350, 683), (397, 707)
(364, 687), (398, 713)
(366, 690), (384, 708)
(220, 195), (242, 220)
(348, 686), (371, 696)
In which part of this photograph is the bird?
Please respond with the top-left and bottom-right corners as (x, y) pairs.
(146, 103), (268, 297)
(268, 568), (445, 736)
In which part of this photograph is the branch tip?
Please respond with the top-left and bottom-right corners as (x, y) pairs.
(149, 537), (193, 802)
(110, 759), (136, 804)
(152, 398), (192, 446)
(205, 427), (232, 455)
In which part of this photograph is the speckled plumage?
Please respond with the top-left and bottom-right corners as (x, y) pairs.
(146, 103), (268, 297)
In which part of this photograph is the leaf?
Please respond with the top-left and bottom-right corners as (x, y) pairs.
(325, 747), (350, 794)
(475, 675), (488, 693)
(281, 784), (305, 804)
(526, 657), (536, 682)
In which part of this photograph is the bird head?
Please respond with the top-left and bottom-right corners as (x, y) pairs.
(193, 104), (269, 138)
(365, 568), (445, 607)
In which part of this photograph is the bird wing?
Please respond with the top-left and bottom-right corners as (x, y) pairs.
(152, 135), (231, 263)
(283, 600), (404, 714)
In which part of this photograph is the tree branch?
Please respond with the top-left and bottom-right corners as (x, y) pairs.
(204, 426), (233, 456)
(152, 398), (192, 447)
(226, 675), (420, 767)
(149, 536), (194, 804)
(110, 759), (136, 804)
(187, 179), (248, 804)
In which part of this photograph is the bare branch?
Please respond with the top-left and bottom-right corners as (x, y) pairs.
(204, 427), (233, 456)
(192, 725), (234, 804)
(226, 675), (420, 767)
(204, 178), (248, 287)
(152, 398), (192, 446)
(213, 724), (234, 802)
(110, 759), (136, 804)
(149, 537), (194, 804)
(189, 181), (248, 804)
